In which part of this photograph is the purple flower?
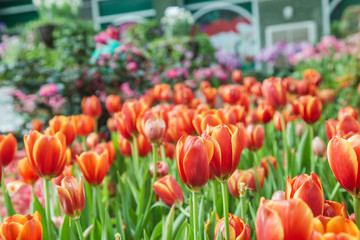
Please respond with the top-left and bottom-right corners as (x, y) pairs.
(215, 50), (241, 70)
(39, 83), (58, 97)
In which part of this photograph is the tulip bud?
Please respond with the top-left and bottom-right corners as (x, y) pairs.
(261, 77), (287, 109)
(256, 102), (275, 124)
(76, 151), (109, 185)
(295, 121), (306, 137)
(228, 168), (265, 196)
(81, 95), (102, 117)
(143, 118), (166, 143)
(105, 95), (121, 115)
(107, 117), (117, 132)
(0, 133), (17, 167)
(312, 136), (326, 157)
(0, 212), (43, 240)
(323, 200), (349, 218)
(260, 156), (277, 177)
(215, 213), (251, 240)
(298, 95), (322, 124)
(271, 190), (285, 200)
(86, 132), (100, 150)
(31, 119), (44, 132)
(232, 70), (243, 83)
(152, 175), (184, 207)
(285, 173), (324, 216)
(57, 176), (85, 219)
(149, 161), (169, 178)
(246, 124), (265, 151)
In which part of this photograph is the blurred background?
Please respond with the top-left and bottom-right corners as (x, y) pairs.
(0, 0), (359, 135)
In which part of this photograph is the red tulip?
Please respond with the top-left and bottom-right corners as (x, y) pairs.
(256, 198), (314, 240)
(323, 200), (349, 218)
(86, 132), (100, 150)
(117, 134), (132, 157)
(57, 176), (85, 219)
(150, 161), (169, 178)
(338, 107), (359, 121)
(137, 134), (152, 157)
(121, 99), (148, 136)
(256, 102), (275, 124)
(94, 141), (116, 165)
(202, 124), (246, 181)
(76, 151), (109, 185)
(73, 114), (94, 137)
(81, 95), (102, 117)
(260, 156), (277, 177)
(245, 124), (265, 151)
(175, 135), (213, 192)
(193, 110), (228, 136)
(152, 175), (184, 207)
(285, 173), (324, 216)
(114, 112), (132, 139)
(232, 70), (243, 83)
(327, 135), (360, 197)
(215, 213), (251, 240)
(24, 130), (66, 178)
(261, 77), (287, 109)
(303, 68), (322, 86)
(228, 168), (265, 195)
(31, 119), (44, 132)
(298, 95), (322, 124)
(0, 133), (17, 167)
(153, 84), (173, 102)
(105, 95), (121, 115)
(48, 116), (77, 146)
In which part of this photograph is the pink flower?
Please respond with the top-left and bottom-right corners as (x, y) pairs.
(166, 69), (179, 79)
(127, 61), (138, 72)
(48, 95), (65, 112)
(121, 82), (135, 98)
(52, 216), (64, 229)
(11, 90), (26, 100)
(94, 32), (109, 45)
(39, 83), (58, 97)
(106, 25), (120, 40)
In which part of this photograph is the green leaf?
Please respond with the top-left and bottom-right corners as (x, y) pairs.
(150, 220), (162, 240)
(286, 121), (296, 148)
(206, 211), (217, 240)
(59, 215), (70, 240)
(174, 219), (188, 240)
(198, 198), (205, 240)
(164, 206), (175, 240)
(296, 128), (311, 171)
(3, 190), (15, 216)
(33, 195), (49, 240)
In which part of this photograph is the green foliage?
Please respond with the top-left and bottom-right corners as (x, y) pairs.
(126, 20), (163, 46)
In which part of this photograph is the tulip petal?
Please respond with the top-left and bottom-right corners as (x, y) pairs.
(0, 222), (22, 240)
(256, 200), (284, 240)
(17, 219), (42, 240)
(328, 137), (358, 195)
(326, 216), (359, 236)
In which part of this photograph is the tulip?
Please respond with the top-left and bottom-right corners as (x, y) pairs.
(0, 212), (42, 240)
(95, 141), (116, 166)
(303, 68), (322, 86)
(76, 151), (109, 186)
(251, 82), (262, 97)
(105, 95), (121, 115)
(296, 121), (306, 137)
(243, 76), (257, 91)
(338, 106), (359, 121)
(149, 161), (169, 178)
(18, 157), (39, 184)
(298, 95), (322, 124)
(137, 134), (152, 157)
(261, 77), (287, 109)
(312, 136), (326, 157)
(81, 95), (102, 117)
(176, 135), (213, 239)
(325, 119), (337, 141)
(317, 88), (336, 105)
(245, 124), (265, 151)
(219, 85), (243, 105)
(152, 175), (184, 207)
(57, 176), (85, 219)
(73, 114), (94, 137)
(256, 198), (314, 240)
(215, 213), (251, 240)
(173, 86), (194, 105)
(228, 168), (265, 195)
(336, 115), (360, 139)
(323, 200), (349, 218)
(193, 110), (227, 136)
(107, 117), (117, 132)
(53, 165), (73, 186)
(256, 102), (275, 124)
(142, 117), (166, 143)
(114, 112), (132, 139)
(260, 156), (277, 177)
(31, 119), (44, 132)
(273, 111), (296, 132)
(86, 132), (100, 150)
(224, 105), (246, 123)
(201, 86), (217, 107)
(48, 116), (77, 146)
(285, 173), (324, 216)
(271, 190), (285, 200)
(153, 84), (173, 102)
(24, 130), (66, 178)
(117, 134), (132, 157)
(0, 133), (17, 167)
(121, 99), (148, 136)
(312, 215), (359, 239)
(232, 70), (243, 83)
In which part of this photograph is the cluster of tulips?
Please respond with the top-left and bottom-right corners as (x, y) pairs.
(0, 68), (360, 240)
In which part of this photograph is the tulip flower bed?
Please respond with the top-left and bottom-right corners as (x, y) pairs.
(1, 68), (360, 240)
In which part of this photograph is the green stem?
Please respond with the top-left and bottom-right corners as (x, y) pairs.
(96, 186), (104, 224)
(152, 143), (157, 183)
(44, 179), (53, 240)
(309, 124), (315, 173)
(92, 186), (97, 219)
(94, 117), (98, 133)
(74, 218), (85, 240)
(252, 151), (258, 166)
(1, 168), (14, 216)
(221, 182), (230, 240)
(240, 195), (245, 221)
(160, 144), (167, 162)
(211, 181), (217, 215)
(192, 191), (199, 240)
(132, 136), (140, 185)
(280, 113), (291, 177)
(354, 197), (360, 228)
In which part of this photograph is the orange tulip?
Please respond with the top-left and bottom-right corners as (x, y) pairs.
(224, 105), (246, 123)
(24, 130), (66, 178)
(285, 173), (324, 216)
(137, 134), (152, 157)
(260, 156), (277, 177)
(228, 168), (265, 195)
(336, 115), (360, 139)
(18, 158), (39, 184)
(86, 132), (100, 150)
(312, 216), (359, 239)
(95, 141), (116, 165)
(251, 82), (262, 97)
(76, 151), (109, 185)
(193, 110), (227, 136)
(114, 112), (132, 139)
(0, 212), (42, 240)
(261, 77), (287, 109)
(142, 117), (166, 143)
(121, 99), (148, 135)
(245, 124), (265, 151)
(215, 213), (251, 240)
(323, 200), (349, 218)
(107, 117), (117, 132)
(201, 86), (217, 107)
(150, 161), (169, 178)
(117, 134), (132, 157)
(53, 165), (73, 186)
(273, 110), (297, 132)
(327, 135), (360, 197)
(81, 95), (102, 117)
(317, 88), (336, 105)
(153, 84), (173, 102)
(57, 176), (85, 219)
(31, 119), (44, 132)
(338, 107), (359, 121)
(152, 175), (184, 207)
(325, 119), (338, 141)
(48, 116), (77, 146)
(303, 68), (322, 86)
(175, 135), (213, 192)
(0, 133), (17, 167)
(256, 198), (314, 240)
(202, 124), (246, 181)
(243, 76), (257, 91)
(105, 95), (121, 115)
(158, 141), (174, 160)
(256, 102), (275, 124)
(73, 114), (94, 137)
(173, 86), (194, 105)
(232, 70), (243, 83)
(219, 85), (243, 105)
(298, 95), (322, 124)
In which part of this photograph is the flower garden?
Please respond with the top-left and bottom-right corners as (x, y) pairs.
(1, 1), (360, 240)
